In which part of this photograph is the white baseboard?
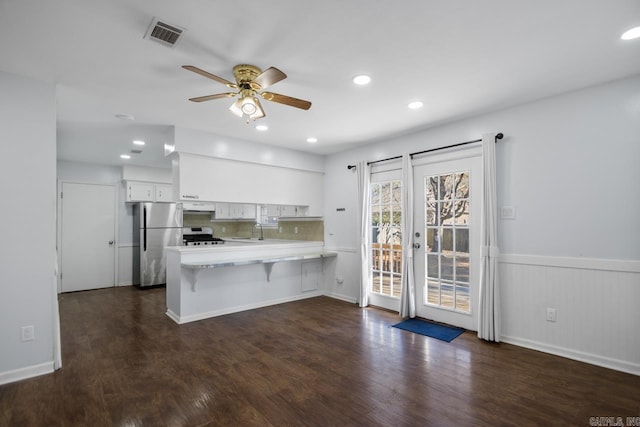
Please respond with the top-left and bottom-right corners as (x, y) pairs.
(166, 291), (324, 324)
(0, 361), (54, 385)
(323, 291), (357, 304)
(501, 335), (640, 376)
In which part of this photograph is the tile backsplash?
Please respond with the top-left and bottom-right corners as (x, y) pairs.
(183, 213), (324, 241)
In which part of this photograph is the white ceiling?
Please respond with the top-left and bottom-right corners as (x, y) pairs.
(1, 0), (639, 168)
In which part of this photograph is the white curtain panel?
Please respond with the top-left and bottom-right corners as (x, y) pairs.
(478, 132), (501, 341)
(400, 154), (416, 318)
(356, 161), (372, 308)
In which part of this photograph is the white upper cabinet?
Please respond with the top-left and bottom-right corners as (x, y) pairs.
(126, 182), (154, 202)
(155, 184), (173, 202)
(279, 205), (298, 217)
(126, 181), (174, 202)
(215, 203), (256, 220)
(265, 204), (303, 217)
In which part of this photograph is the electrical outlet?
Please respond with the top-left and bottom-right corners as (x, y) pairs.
(21, 325), (34, 342)
(546, 308), (557, 322)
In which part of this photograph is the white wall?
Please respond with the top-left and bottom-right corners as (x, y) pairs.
(0, 71), (57, 383)
(323, 75), (640, 374)
(174, 127), (325, 173)
(122, 164), (172, 183)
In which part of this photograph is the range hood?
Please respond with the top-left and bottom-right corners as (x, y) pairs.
(182, 201), (216, 212)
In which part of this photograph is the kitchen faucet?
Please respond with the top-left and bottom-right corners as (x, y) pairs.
(254, 222), (264, 240)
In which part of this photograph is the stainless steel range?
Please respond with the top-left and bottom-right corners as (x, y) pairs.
(182, 227), (225, 246)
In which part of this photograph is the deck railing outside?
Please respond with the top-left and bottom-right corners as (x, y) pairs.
(371, 243), (402, 298)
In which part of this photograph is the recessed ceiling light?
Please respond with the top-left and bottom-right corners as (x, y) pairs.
(133, 140), (145, 146)
(256, 125), (268, 131)
(408, 101), (424, 110)
(115, 113), (135, 121)
(353, 75), (371, 85)
(120, 154), (131, 159)
(621, 26), (640, 40)
(307, 137), (318, 143)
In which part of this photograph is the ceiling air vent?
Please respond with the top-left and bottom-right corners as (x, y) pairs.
(144, 18), (185, 47)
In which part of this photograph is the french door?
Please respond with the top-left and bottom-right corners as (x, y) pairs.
(412, 154), (481, 330)
(368, 167), (402, 312)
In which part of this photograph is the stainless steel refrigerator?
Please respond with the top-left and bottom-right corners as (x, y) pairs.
(133, 202), (183, 287)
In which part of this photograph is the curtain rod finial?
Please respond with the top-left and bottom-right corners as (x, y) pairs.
(496, 132), (504, 140)
(347, 164), (356, 170)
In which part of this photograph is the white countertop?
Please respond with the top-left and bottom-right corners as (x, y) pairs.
(166, 239), (324, 254)
(181, 250), (337, 269)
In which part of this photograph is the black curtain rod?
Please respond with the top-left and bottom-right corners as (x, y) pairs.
(347, 132), (503, 170)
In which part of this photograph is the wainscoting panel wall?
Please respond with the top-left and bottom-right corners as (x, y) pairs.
(499, 254), (640, 375)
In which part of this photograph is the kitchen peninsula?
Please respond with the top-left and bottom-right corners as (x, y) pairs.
(165, 239), (336, 324)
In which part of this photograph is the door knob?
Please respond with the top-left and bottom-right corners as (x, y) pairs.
(108, 240), (115, 245)
(413, 242), (421, 249)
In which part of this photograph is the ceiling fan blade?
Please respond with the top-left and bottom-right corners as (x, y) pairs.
(249, 98), (266, 120)
(261, 92), (312, 110)
(188, 93), (236, 102)
(182, 65), (237, 88)
(252, 67), (287, 90)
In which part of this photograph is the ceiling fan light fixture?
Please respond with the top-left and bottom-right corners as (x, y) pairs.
(229, 99), (244, 117)
(241, 96), (258, 115)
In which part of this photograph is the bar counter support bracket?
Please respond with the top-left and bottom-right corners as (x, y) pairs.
(264, 262), (275, 282)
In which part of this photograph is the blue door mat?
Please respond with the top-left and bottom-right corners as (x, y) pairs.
(392, 318), (465, 342)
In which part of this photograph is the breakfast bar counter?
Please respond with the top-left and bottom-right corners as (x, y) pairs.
(165, 240), (336, 324)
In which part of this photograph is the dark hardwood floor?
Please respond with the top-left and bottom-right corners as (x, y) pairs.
(1, 287), (638, 426)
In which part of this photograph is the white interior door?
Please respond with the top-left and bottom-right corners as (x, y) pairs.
(412, 153), (481, 330)
(60, 182), (116, 292)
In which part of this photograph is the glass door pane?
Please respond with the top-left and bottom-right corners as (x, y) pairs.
(425, 171), (471, 313)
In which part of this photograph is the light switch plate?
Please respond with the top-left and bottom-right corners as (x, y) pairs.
(501, 206), (516, 219)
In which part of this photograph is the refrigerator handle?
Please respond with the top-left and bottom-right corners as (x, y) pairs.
(143, 205), (147, 251)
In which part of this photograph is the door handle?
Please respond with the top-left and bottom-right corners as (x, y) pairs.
(108, 240), (115, 246)
(413, 242), (421, 249)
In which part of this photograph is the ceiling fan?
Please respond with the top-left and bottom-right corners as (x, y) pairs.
(182, 64), (312, 121)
